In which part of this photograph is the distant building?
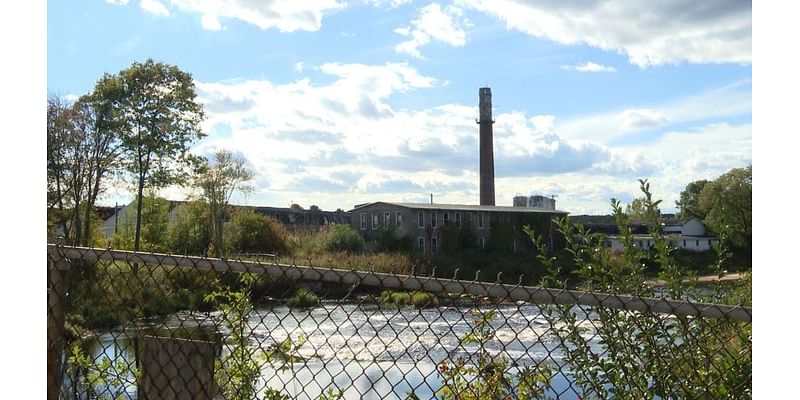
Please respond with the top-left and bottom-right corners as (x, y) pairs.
(603, 217), (719, 252)
(100, 201), (350, 238)
(512, 195), (556, 210)
(349, 201), (568, 255)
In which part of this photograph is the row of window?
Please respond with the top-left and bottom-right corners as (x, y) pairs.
(360, 211), (404, 230)
(417, 236), (488, 254)
(604, 238), (718, 248)
(359, 210), (489, 231)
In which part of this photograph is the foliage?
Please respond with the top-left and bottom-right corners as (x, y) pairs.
(697, 165), (752, 251)
(225, 208), (291, 255)
(380, 290), (437, 308)
(47, 93), (121, 247)
(206, 273), (310, 400)
(204, 273), (262, 400)
(624, 197), (660, 222)
(436, 309), (551, 400)
(377, 227), (413, 252)
(195, 149), (254, 257)
(111, 195), (170, 252)
(320, 224), (366, 253)
(66, 343), (140, 400)
(167, 199), (212, 256)
(527, 179), (751, 399)
(111, 59), (205, 251)
(676, 179), (709, 219)
(287, 288), (321, 309)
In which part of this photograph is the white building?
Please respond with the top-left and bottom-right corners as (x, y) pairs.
(605, 217), (719, 253)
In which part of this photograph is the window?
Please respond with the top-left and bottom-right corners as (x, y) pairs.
(605, 240), (612, 248)
(478, 213), (484, 229)
(418, 211), (424, 228)
(396, 211), (403, 226)
(683, 240), (686, 247)
(418, 237), (425, 252)
(431, 211), (438, 228)
(431, 237), (438, 254)
(455, 212), (462, 228)
(696, 240), (699, 246)
(360, 213), (367, 230)
(443, 212), (449, 225)
(479, 237), (486, 250)
(384, 212), (391, 228)
(372, 212), (379, 230)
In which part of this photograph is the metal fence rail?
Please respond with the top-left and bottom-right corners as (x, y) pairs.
(47, 245), (752, 400)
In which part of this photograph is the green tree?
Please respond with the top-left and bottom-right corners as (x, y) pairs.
(195, 149), (254, 257)
(225, 209), (291, 255)
(112, 195), (170, 251)
(625, 197), (660, 222)
(698, 166), (752, 250)
(167, 200), (212, 255)
(676, 179), (709, 219)
(46, 92), (121, 246)
(113, 59), (205, 252)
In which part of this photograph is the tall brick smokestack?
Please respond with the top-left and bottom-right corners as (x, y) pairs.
(478, 87), (495, 206)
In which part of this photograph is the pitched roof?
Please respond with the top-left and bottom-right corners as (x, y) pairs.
(350, 201), (568, 214)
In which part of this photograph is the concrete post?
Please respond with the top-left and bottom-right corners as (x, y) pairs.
(47, 254), (70, 400)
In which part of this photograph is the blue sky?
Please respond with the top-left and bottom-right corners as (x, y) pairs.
(47, 0), (752, 214)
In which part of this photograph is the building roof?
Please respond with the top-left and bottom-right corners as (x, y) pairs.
(350, 201), (568, 214)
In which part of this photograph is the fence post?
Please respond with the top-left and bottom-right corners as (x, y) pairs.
(138, 335), (220, 400)
(47, 253), (70, 400)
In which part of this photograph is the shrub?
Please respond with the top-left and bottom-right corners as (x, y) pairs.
(287, 288), (320, 309)
(380, 290), (437, 308)
(167, 200), (211, 256)
(225, 209), (291, 255)
(377, 228), (413, 252)
(320, 224), (364, 253)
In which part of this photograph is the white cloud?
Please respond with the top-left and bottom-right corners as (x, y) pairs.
(458, 0), (751, 67)
(293, 62), (305, 72)
(619, 108), (668, 130)
(561, 61), (616, 72)
(151, 64), (751, 215)
(170, 0), (345, 32)
(395, 3), (471, 58)
(108, 0), (345, 31)
(140, 0), (170, 17)
(556, 80), (751, 143)
(363, 0), (412, 7)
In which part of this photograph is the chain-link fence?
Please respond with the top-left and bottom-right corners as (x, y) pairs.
(47, 244), (751, 400)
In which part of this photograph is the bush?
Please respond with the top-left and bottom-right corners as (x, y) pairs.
(167, 200), (211, 256)
(225, 209), (291, 255)
(286, 288), (320, 309)
(380, 290), (437, 308)
(320, 224), (364, 253)
(377, 228), (413, 252)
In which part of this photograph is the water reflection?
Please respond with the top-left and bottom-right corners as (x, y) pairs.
(65, 303), (595, 399)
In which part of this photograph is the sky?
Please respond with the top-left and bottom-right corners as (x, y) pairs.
(46, 0), (752, 215)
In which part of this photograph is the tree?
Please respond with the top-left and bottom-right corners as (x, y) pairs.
(47, 95), (76, 240)
(46, 92), (121, 246)
(112, 195), (170, 251)
(195, 149), (254, 258)
(625, 197), (660, 222)
(167, 200), (212, 256)
(114, 59), (205, 252)
(225, 209), (290, 255)
(698, 166), (752, 250)
(676, 179), (709, 219)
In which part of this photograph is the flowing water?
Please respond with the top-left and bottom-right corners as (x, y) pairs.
(67, 302), (604, 399)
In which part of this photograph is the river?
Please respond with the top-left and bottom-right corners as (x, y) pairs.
(67, 302), (605, 399)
